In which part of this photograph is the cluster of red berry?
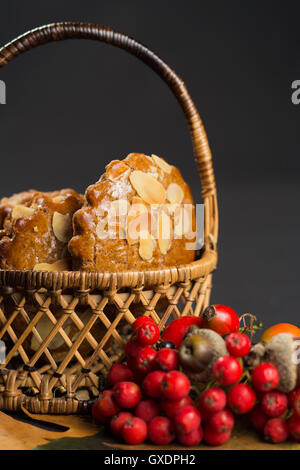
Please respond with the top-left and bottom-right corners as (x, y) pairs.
(91, 315), (248, 446)
(91, 310), (300, 447)
(249, 363), (300, 443)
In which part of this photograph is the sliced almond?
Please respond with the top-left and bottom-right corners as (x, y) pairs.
(126, 200), (149, 245)
(129, 171), (166, 205)
(11, 205), (35, 219)
(52, 212), (72, 243)
(52, 195), (64, 204)
(158, 211), (171, 255)
(144, 155), (154, 164)
(166, 183), (184, 204)
(152, 154), (172, 174)
(165, 203), (180, 215)
(33, 258), (71, 271)
(139, 230), (154, 260)
(127, 213), (149, 245)
(174, 207), (193, 238)
(31, 316), (72, 351)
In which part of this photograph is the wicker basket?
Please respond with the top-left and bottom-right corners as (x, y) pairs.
(0, 22), (218, 414)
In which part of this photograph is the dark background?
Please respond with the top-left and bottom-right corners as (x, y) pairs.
(0, 0), (299, 329)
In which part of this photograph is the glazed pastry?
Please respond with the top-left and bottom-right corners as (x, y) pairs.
(0, 189), (84, 270)
(69, 153), (196, 271)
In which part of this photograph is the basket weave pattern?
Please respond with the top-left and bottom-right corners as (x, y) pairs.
(0, 22), (218, 414)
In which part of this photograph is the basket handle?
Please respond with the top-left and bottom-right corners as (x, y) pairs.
(0, 22), (218, 247)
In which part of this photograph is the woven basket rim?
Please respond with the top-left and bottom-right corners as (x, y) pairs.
(0, 250), (217, 291)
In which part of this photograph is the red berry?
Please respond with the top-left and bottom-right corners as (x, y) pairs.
(202, 304), (240, 336)
(110, 411), (133, 436)
(137, 321), (160, 345)
(227, 383), (256, 414)
(250, 405), (269, 430)
(177, 427), (203, 446)
(225, 333), (251, 357)
(264, 418), (289, 443)
(156, 348), (179, 372)
(288, 387), (300, 417)
(213, 356), (242, 386)
(174, 405), (201, 434)
(287, 414), (300, 442)
(148, 416), (175, 445)
(108, 364), (134, 385)
(251, 363), (279, 392)
(161, 316), (203, 347)
(161, 371), (191, 400)
(121, 416), (147, 444)
(125, 341), (144, 369)
(208, 409), (234, 433)
(136, 346), (157, 375)
(199, 387), (227, 413)
(261, 391), (288, 417)
(204, 426), (231, 446)
(92, 390), (120, 423)
(135, 399), (160, 424)
(161, 396), (193, 418)
(132, 316), (155, 333)
(113, 381), (142, 409)
(143, 370), (166, 398)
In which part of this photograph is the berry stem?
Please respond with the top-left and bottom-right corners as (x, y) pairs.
(239, 313), (263, 343)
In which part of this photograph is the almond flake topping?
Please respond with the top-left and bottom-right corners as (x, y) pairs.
(52, 212), (72, 243)
(139, 230), (155, 260)
(158, 211), (171, 255)
(129, 170), (166, 205)
(11, 205), (35, 219)
(152, 154), (172, 174)
(166, 183), (184, 204)
(33, 258), (70, 271)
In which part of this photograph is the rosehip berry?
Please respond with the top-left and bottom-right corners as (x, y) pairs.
(202, 304), (240, 336)
(251, 363), (279, 392)
(287, 414), (300, 442)
(143, 370), (166, 398)
(174, 405), (201, 434)
(161, 316), (203, 347)
(161, 396), (193, 418)
(225, 333), (251, 357)
(249, 405), (269, 431)
(136, 345), (157, 375)
(213, 356), (242, 386)
(137, 321), (160, 345)
(227, 383), (256, 414)
(204, 427), (231, 446)
(208, 409), (234, 433)
(148, 416), (175, 445)
(158, 340), (175, 350)
(261, 391), (288, 418)
(125, 341), (144, 369)
(199, 387), (227, 413)
(264, 418), (289, 443)
(135, 399), (160, 424)
(177, 427), (203, 446)
(121, 416), (147, 445)
(107, 364), (134, 385)
(288, 387), (300, 417)
(132, 316), (155, 333)
(156, 348), (179, 371)
(110, 411), (133, 436)
(92, 390), (120, 423)
(113, 381), (142, 409)
(161, 370), (191, 400)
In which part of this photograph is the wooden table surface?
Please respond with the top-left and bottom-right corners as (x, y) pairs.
(0, 411), (299, 450)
